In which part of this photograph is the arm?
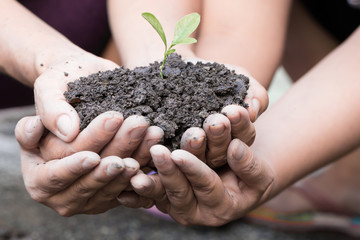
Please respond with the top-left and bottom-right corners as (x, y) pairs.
(0, 0), (118, 141)
(107, 0), (201, 68)
(254, 26), (360, 195)
(195, 0), (292, 88)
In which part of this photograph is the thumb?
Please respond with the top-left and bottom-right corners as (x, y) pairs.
(15, 116), (45, 150)
(227, 139), (274, 191)
(34, 75), (80, 142)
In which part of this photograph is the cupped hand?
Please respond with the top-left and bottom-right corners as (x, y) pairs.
(34, 52), (119, 143)
(15, 115), (162, 215)
(128, 142), (275, 226)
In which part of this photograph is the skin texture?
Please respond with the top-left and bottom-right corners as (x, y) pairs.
(15, 114), (162, 216)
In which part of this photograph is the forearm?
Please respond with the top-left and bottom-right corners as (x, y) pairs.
(253, 27), (360, 196)
(107, 0), (201, 69)
(195, 0), (292, 88)
(0, 0), (85, 86)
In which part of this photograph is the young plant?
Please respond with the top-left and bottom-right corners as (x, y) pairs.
(142, 12), (200, 78)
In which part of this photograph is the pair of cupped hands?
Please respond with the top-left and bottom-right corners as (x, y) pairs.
(16, 52), (272, 226)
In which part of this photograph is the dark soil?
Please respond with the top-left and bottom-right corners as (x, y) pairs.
(64, 54), (249, 150)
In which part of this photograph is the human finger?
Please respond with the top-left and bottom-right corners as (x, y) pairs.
(15, 116), (45, 150)
(100, 115), (149, 158)
(34, 72), (80, 142)
(227, 139), (274, 200)
(203, 113), (231, 168)
(170, 150), (226, 208)
(40, 111), (123, 160)
(180, 127), (206, 162)
(21, 151), (101, 202)
(117, 191), (154, 209)
(222, 105), (255, 145)
(130, 126), (164, 167)
(57, 156), (132, 209)
(150, 145), (195, 214)
(87, 158), (141, 209)
(130, 172), (167, 204)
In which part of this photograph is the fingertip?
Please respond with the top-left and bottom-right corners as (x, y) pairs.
(70, 151), (101, 169)
(171, 149), (195, 166)
(55, 112), (80, 142)
(131, 173), (153, 194)
(228, 139), (247, 163)
(15, 116), (44, 149)
(150, 144), (170, 156)
(123, 157), (140, 171)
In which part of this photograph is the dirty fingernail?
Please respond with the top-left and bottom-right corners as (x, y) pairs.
(107, 162), (124, 176)
(56, 114), (72, 137)
(190, 136), (205, 149)
(209, 124), (225, 135)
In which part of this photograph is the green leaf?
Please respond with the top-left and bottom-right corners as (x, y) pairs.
(174, 37), (197, 45)
(172, 13), (200, 45)
(142, 12), (167, 49)
(167, 49), (176, 55)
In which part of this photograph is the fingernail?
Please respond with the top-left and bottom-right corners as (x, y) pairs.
(233, 143), (245, 161)
(117, 196), (129, 205)
(82, 156), (100, 169)
(130, 127), (146, 140)
(209, 124), (225, 135)
(124, 161), (138, 171)
(104, 116), (121, 132)
(190, 136), (205, 149)
(25, 116), (40, 133)
(56, 114), (72, 137)
(107, 162), (123, 176)
(228, 112), (241, 125)
(252, 99), (260, 119)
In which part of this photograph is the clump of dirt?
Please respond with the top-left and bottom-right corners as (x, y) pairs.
(64, 54), (249, 150)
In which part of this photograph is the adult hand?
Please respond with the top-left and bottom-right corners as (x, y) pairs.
(128, 142), (275, 226)
(15, 114), (162, 216)
(34, 52), (119, 143)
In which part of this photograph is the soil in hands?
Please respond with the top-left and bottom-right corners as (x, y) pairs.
(64, 54), (249, 150)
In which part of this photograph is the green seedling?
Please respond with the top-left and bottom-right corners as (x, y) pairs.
(142, 12), (200, 78)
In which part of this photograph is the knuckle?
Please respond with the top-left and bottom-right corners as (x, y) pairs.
(98, 189), (117, 201)
(192, 172), (218, 194)
(166, 188), (189, 199)
(242, 155), (261, 177)
(72, 181), (92, 196)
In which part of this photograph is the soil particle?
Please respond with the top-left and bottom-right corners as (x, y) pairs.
(64, 54), (249, 149)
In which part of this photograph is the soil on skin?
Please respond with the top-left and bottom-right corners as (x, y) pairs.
(64, 54), (249, 150)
